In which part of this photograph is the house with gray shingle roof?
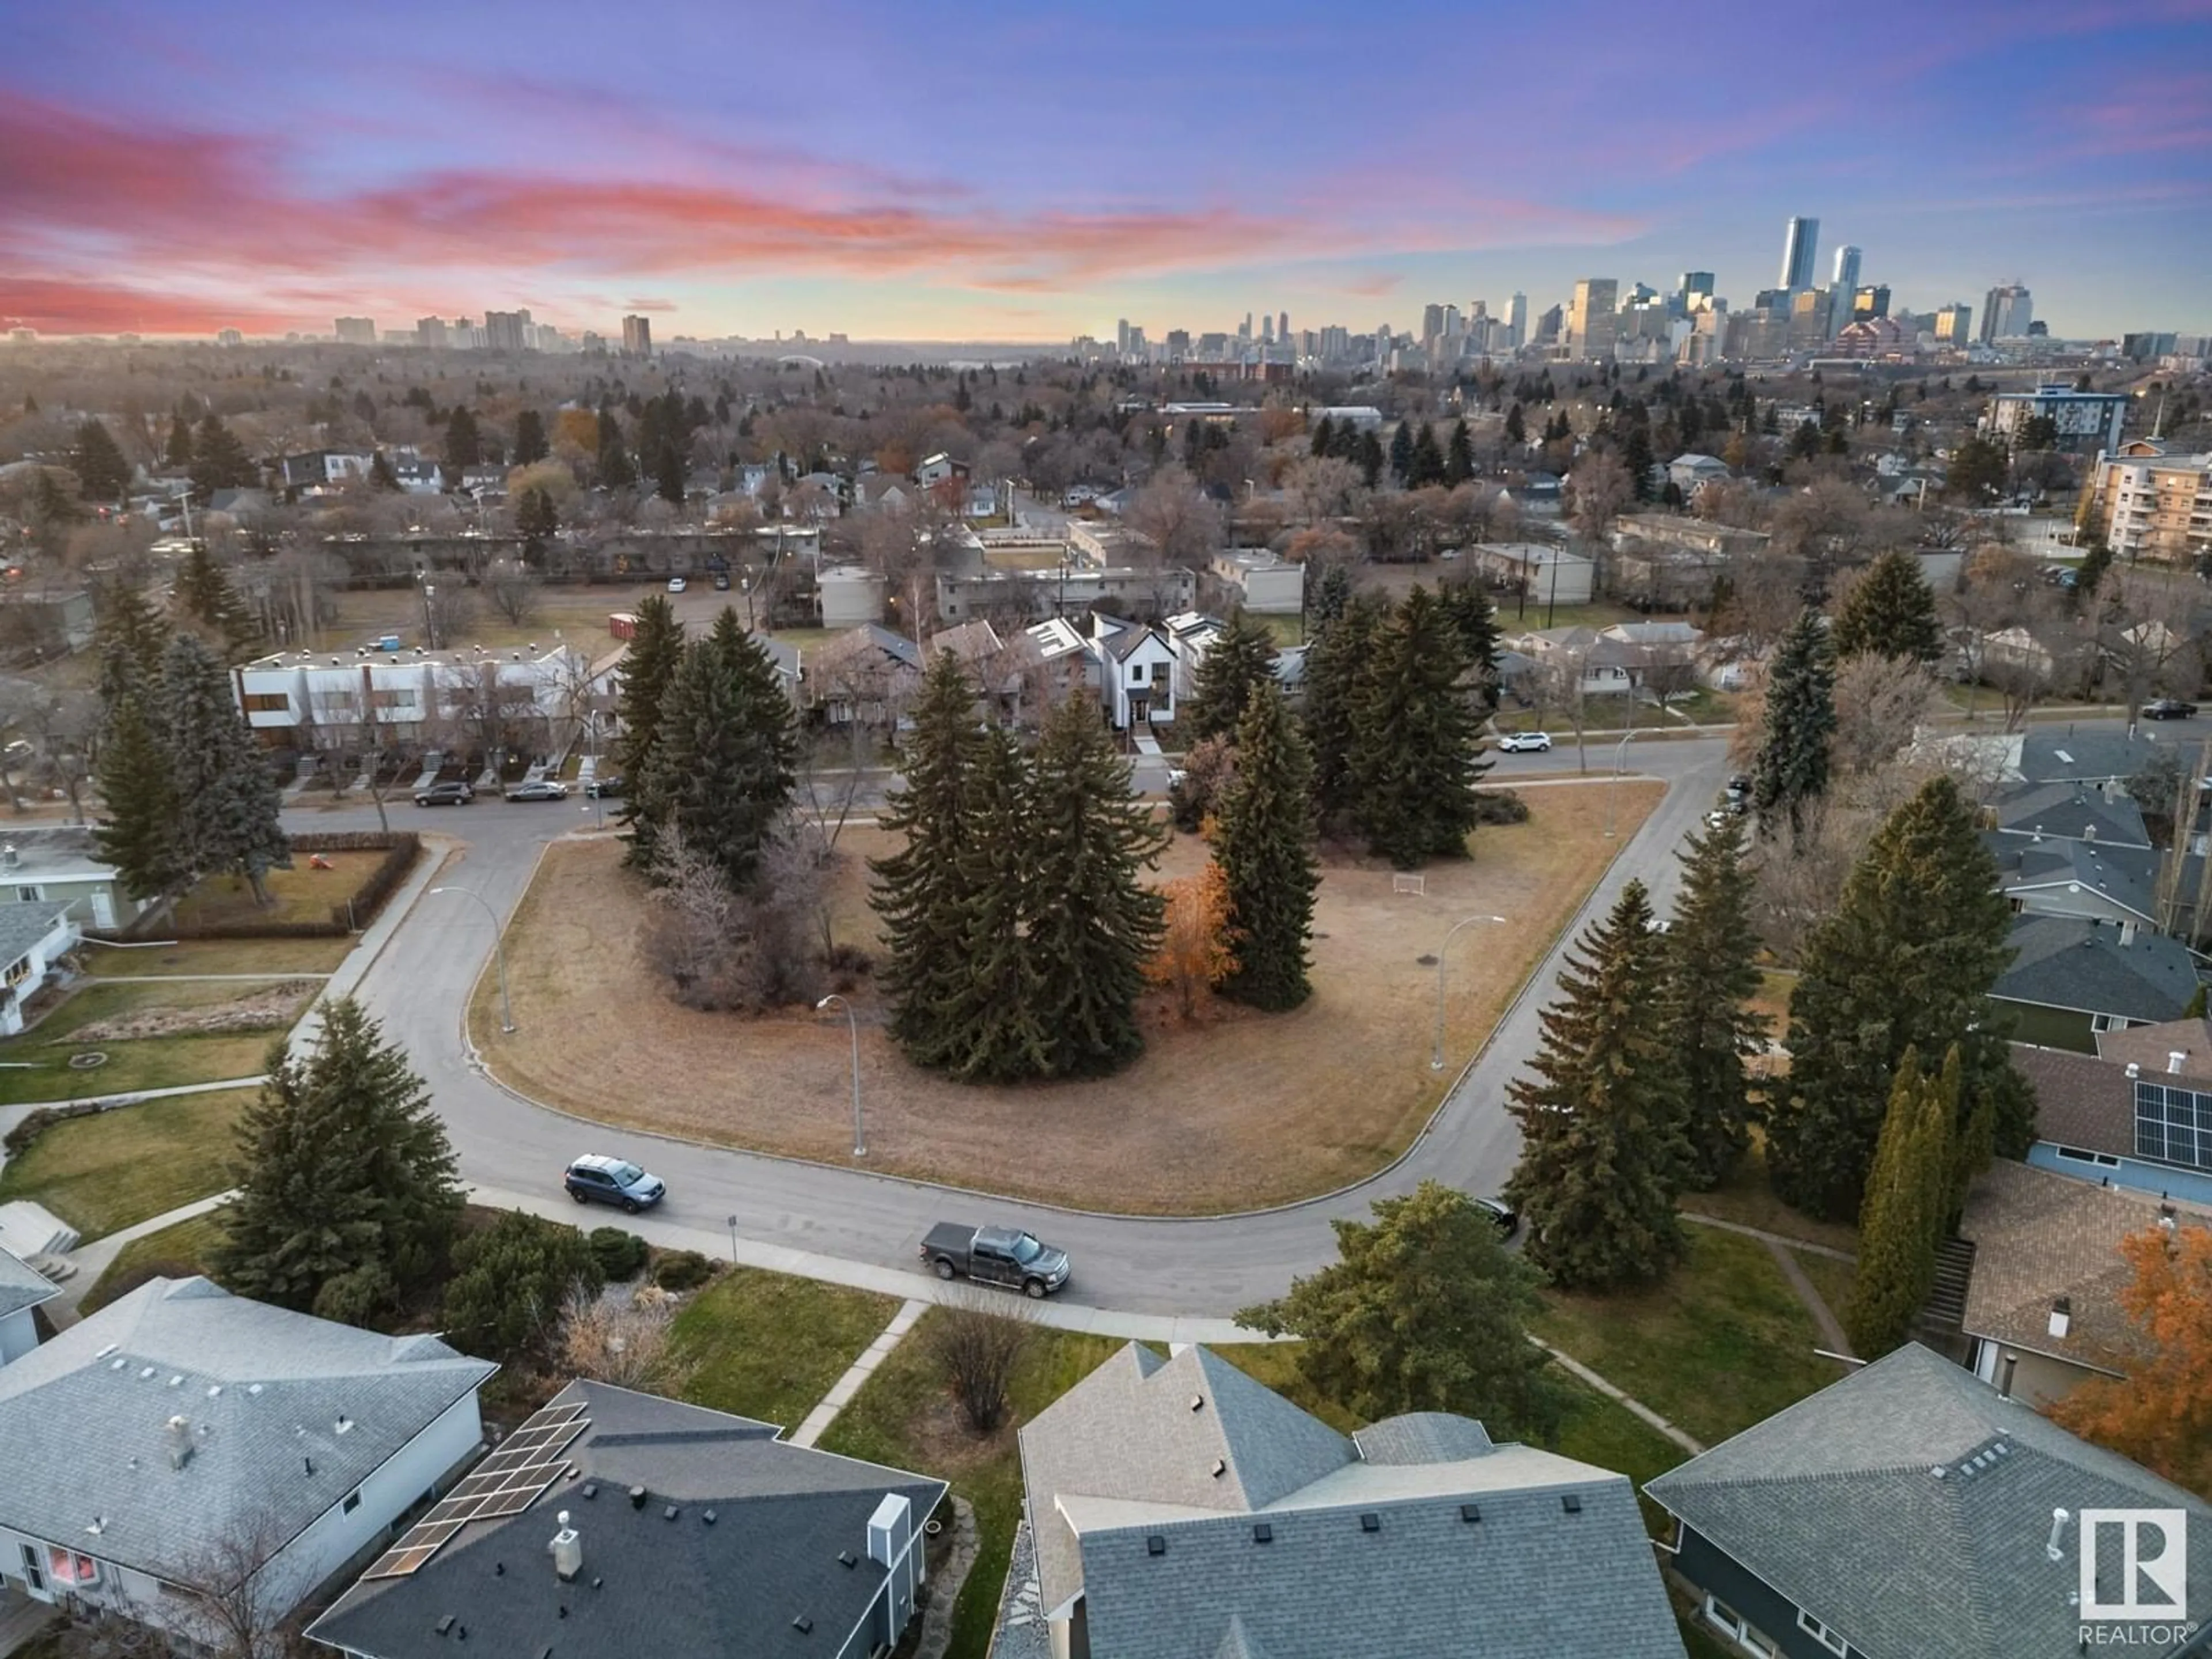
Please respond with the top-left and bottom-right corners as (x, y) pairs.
(0, 1244), (58, 1366)
(1957, 1158), (2211, 1408)
(1646, 1342), (2212, 1659)
(0, 1277), (494, 1649)
(2011, 1018), (2212, 1207)
(1984, 779), (2152, 849)
(1005, 1342), (1683, 1659)
(1985, 834), (2164, 929)
(1988, 914), (2204, 1053)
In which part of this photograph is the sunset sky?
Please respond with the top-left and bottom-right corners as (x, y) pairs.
(5, 0), (2209, 342)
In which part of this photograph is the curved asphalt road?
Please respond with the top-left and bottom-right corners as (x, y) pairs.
(298, 734), (1728, 1319)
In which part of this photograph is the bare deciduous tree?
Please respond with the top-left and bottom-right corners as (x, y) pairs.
(1831, 655), (1941, 777)
(922, 1286), (1035, 1434)
(560, 1285), (690, 1393)
(638, 821), (826, 1012)
(1124, 463), (1224, 567)
(483, 560), (541, 627)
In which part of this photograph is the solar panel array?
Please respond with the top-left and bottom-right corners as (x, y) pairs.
(362, 1400), (591, 1580)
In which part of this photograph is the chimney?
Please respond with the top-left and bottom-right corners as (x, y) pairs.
(2127, 1062), (2142, 1080)
(2171, 1052), (2188, 1075)
(1997, 1353), (2018, 1399)
(1, 846), (15, 870)
(166, 1415), (193, 1471)
(550, 1512), (582, 1582)
(2083, 824), (2096, 843)
(2048, 1296), (2072, 1340)
(2119, 921), (2137, 948)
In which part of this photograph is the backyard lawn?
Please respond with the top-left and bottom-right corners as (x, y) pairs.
(78, 1211), (229, 1313)
(0, 976), (309, 1107)
(168, 851), (387, 932)
(1681, 1138), (1861, 1256)
(469, 782), (1661, 1214)
(1531, 1225), (1854, 1448)
(671, 1267), (900, 1430)
(0, 1086), (252, 1238)
(77, 937), (353, 976)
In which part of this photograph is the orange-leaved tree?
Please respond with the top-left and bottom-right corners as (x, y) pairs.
(1145, 859), (1238, 1020)
(2048, 1222), (2212, 1498)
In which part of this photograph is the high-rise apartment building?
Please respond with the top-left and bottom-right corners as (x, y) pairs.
(2088, 446), (2212, 565)
(622, 314), (653, 357)
(334, 316), (378, 346)
(1778, 217), (1820, 290)
(1505, 291), (1528, 349)
(1853, 286), (1892, 320)
(1934, 303), (1974, 345)
(484, 309), (531, 352)
(1678, 272), (1716, 312)
(415, 317), (448, 350)
(1567, 279), (1618, 361)
(1115, 319), (1131, 354)
(1277, 311), (1290, 345)
(1827, 246), (1861, 337)
(1979, 285), (2033, 343)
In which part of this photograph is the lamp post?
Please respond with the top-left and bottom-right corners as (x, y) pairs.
(1604, 725), (1642, 839)
(1432, 914), (1509, 1070)
(430, 885), (514, 1032)
(816, 994), (863, 1157)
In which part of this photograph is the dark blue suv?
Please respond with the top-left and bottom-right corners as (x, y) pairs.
(563, 1154), (666, 1214)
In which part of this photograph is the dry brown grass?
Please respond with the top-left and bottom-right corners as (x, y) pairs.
(169, 851), (388, 931)
(471, 783), (1661, 1214)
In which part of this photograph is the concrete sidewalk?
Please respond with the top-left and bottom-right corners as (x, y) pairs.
(48, 1190), (237, 1324)
(790, 1298), (926, 1449)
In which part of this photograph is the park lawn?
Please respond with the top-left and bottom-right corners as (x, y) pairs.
(79, 1211), (229, 1313)
(1792, 1248), (1858, 1333)
(0, 1086), (253, 1239)
(671, 1267), (900, 1431)
(1531, 1226), (1853, 1449)
(469, 782), (1661, 1214)
(32, 979), (315, 1041)
(1682, 1138), (1861, 1256)
(79, 937), (353, 976)
(821, 1322), (1692, 1659)
(168, 851), (385, 931)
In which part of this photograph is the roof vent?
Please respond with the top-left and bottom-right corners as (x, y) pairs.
(1561, 1495), (1582, 1515)
(2127, 1062), (2142, 1079)
(790, 1616), (813, 1635)
(2050, 1296), (2073, 1339)
(1146, 1536), (1167, 1557)
(1359, 1513), (1381, 1533)
(2171, 1051), (2188, 1075)
(628, 1485), (647, 1510)
(335, 1416), (354, 1435)
(664, 1505), (680, 1522)
(1190, 1394), (1205, 1412)
(1460, 1503), (1482, 1524)
(1931, 1465), (1948, 1479)
(702, 1509), (716, 1525)
(1209, 1459), (1226, 1479)
(838, 1551), (857, 1569)
(582, 1484), (596, 1499)
(435, 1615), (455, 1636)
(1252, 1524), (1272, 1544)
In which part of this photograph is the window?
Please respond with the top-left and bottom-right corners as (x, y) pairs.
(243, 693), (290, 713)
(2137, 1080), (2212, 1172)
(2055, 1145), (2122, 1169)
(2091, 1013), (2134, 1034)
(1704, 1597), (1744, 1639)
(14, 885), (39, 903)
(19, 1543), (42, 1594)
(369, 690), (412, 709)
(1797, 1609), (1849, 1656)
(46, 1548), (99, 1588)
(4, 956), (31, 989)
(343, 1490), (362, 1514)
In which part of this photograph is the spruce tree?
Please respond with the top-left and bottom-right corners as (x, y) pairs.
(1215, 681), (1317, 1012)
(512, 409), (550, 466)
(597, 410), (635, 490)
(1406, 423), (1446, 488)
(1025, 694), (1166, 1077)
(215, 998), (464, 1316)
(1832, 549), (1941, 663)
(1184, 608), (1279, 746)
(1503, 880), (1690, 1290)
(1350, 587), (1489, 867)
(176, 541), (256, 657)
(369, 450), (401, 491)
(93, 581), (170, 713)
(1770, 776), (2018, 1220)
(188, 413), (255, 502)
(872, 654), (990, 1065)
(161, 632), (290, 903)
(1306, 563), (1352, 631)
(1750, 606), (1836, 835)
(1309, 415), (1335, 459)
(164, 411), (195, 471)
(1357, 429), (1384, 488)
(1437, 577), (1504, 712)
(1444, 418), (1475, 486)
(92, 694), (187, 902)
(444, 407), (482, 471)
(655, 441), (685, 506)
(615, 595), (685, 863)
(69, 417), (131, 502)
(638, 608), (796, 892)
(1503, 403), (1527, 446)
(1660, 813), (1766, 1188)
(1388, 421), (1415, 483)
(516, 486), (558, 551)
(1304, 593), (1382, 824)
(1843, 1046), (1957, 1359)
(942, 726), (1050, 1082)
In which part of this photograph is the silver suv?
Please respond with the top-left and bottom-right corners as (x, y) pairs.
(563, 1154), (666, 1214)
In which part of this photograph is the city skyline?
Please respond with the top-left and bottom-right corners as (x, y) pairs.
(3, 0), (2209, 343)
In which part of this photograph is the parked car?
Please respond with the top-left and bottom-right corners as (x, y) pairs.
(2141, 698), (2199, 720)
(1473, 1196), (1519, 1237)
(584, 774), (626, 798)
(712, 572), (732, 591)
(1724, 774), (1752, 799)
(1497, 731), (1553, 753)
(563, 1154), (666, 1213)
(666, 576), (688, 593)
(413, 781), (474, 806)
(919, 1222), (1071, 1298)
(504, 779), (570, 801)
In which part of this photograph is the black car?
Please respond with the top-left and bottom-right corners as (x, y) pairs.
(563, 1154), (666, 1213)
(413, 780), (474, 806)
(1473, 1196), (1518, 1237)
(2141, 698), (2199, 721)
(584, 774), (626, 798)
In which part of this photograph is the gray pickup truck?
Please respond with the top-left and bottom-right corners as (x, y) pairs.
(919, 1222), (1073, 1298)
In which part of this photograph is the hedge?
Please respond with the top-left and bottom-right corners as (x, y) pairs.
(324, 834), (422, 931)
(2, 1100), (108, 1161)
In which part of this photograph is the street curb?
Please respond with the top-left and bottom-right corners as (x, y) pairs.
(438, 775), (1685, 1228)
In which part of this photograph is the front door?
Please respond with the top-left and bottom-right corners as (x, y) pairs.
(1130, 695), (1149, 725)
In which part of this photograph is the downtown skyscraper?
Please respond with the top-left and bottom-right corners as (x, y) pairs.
(1779, 216), (1820, 290)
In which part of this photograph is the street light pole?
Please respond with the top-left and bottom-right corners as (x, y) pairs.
(817, 994), (863, 1156)
(430, 885), (515, 1032)
(1432, 914), (1509, 1070)
(1604, 725), (1642, 839)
